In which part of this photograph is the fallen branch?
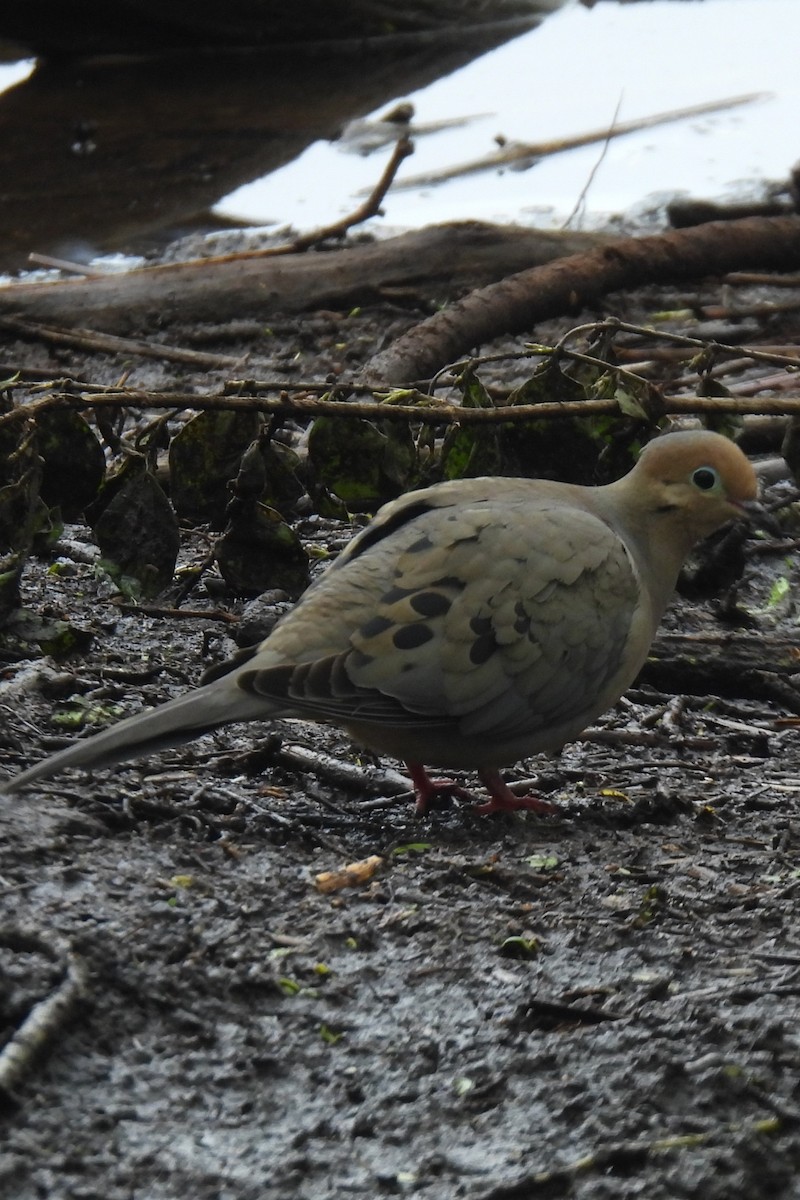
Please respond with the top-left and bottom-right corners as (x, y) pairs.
(233, 133), (413, 256)
(4, 384), (800, 431)
(391, 92), (765, 189)
(0, 929), (89, 1101)
(0, 222), (611, 331)
(643, 631), (800, 714)
(273, 742), (410, 796)
(365, 215), (800, 384)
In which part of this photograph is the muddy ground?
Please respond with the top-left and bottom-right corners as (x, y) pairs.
(1, 266), (800, 1200)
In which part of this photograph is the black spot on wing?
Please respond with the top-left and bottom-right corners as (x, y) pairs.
(381, 585), (417, 604)
(469, 633), (498, 665)
(360, 615), (394, 639)
(409, 591), (452, 618)
(429, 575), (467, 592)
(393, 623), (434, 650)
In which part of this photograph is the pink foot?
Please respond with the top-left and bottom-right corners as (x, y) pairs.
(474, 768), (559, 816)
(406, 762), (475, 814)
(405, 763), (559, 817)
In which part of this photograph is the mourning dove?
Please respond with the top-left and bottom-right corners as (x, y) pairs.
(1, 430), (766, 814)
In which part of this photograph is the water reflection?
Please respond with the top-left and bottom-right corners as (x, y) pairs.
(0, 14), (557, 272)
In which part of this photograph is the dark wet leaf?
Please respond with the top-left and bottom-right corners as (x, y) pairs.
(0, 421), (51, 620)
(495, 416), (605, 483)
(259, 439), (307, 517)
(439, 421), (502, 479)
(457, 365), (494, 410)
(91, 457), (180, 598)
(444, 358), (628, 483)
(216, 502), (309, 596)
(505, 355), (588, 408)
(612, 384), (650, 422)
(35, 408), (106, 519)
(312, 487), (350, 521)
(0, 556), (23, 625)
(694, 380), (742, 440)
(0, 606), (93, 658)
(169, 409), (263, 528)
(500, 360), (646, 483)
(0, 421), (48, 554)
(308, 416), (414, 508)
(215, 442), (309, 596)
(381, 422), (416, 491)
(440, 363), (501, 479)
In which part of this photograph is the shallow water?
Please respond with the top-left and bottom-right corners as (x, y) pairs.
(219, 0), (800, 232)
(0, 0), (796, 266)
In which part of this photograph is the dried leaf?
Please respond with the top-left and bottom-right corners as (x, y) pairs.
(315, 855), (384, 894)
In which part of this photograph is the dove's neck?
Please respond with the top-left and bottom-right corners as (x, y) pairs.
(591, 476), (697, 607)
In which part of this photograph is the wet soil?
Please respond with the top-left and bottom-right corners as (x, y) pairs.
(2, 276), (800, 1200)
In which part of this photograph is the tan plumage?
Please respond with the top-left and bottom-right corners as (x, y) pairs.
(0, 430), (765, 813)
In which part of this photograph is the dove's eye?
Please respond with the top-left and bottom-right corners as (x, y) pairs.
(692, 466), (719, 492)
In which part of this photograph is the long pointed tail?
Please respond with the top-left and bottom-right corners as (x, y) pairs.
(1, 677), (272, 795)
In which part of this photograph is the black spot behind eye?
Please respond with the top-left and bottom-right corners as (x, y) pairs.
(692, 466), (719, 491)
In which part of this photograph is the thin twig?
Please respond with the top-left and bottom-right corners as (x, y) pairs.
(199, 134), (413, 263)
(114, 603), (239, 624)
(3, 315), (800, 428)
(5, 385), (800, 429)
(27, 253), (106, 276)
(725, 272), (800, 287)
(563, 93), (624, 228)
(583, 318), (800, 370)
(0, 315), (244, 369)
(390, 93), (764, 190)
(274, 743), (409, 796)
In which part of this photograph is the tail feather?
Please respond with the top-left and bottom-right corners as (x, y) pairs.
(1, 677), (273, 795)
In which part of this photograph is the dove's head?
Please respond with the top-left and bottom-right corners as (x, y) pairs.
(632, 429), (765, 545)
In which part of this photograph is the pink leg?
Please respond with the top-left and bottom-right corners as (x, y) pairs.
(406, 762), (476, 815)
(405, 763), (559, 817)
(473, 767), (559, 817)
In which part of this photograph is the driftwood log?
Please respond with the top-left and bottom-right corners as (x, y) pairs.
(2, 217), (800, 394)
(644, 632), (800, 714)
(0, 222), (609, 332)
(365, 215), (800, 383)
